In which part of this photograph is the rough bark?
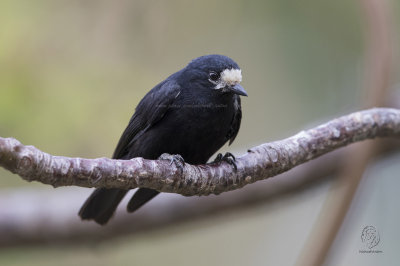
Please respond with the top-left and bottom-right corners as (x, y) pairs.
(1, 107), (400, 196)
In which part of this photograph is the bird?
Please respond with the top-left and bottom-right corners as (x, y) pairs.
(79, 54), (247, 225)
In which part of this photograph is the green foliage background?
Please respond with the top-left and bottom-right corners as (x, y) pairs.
(1, 0), (399, 265)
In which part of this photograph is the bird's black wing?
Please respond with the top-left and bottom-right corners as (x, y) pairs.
(79, 80), (181, 225)
(112, 80), (181, 159)
(227, 95), (242, 145)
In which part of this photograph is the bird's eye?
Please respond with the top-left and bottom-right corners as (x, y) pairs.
(209, 72), (219, 82)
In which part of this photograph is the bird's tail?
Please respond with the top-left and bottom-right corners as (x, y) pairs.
(127, 188), (159, 213)
(79, 188), (127, 225)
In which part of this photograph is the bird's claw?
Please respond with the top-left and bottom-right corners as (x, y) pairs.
(159, 153), (185, 172)
(212, 152), (237, 171)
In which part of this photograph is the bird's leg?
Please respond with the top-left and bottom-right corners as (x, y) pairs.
(158, 153), (185, 172)
(211, 152), (237, 171)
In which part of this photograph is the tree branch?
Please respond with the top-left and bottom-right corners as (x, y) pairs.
(1, 107), (400, 196)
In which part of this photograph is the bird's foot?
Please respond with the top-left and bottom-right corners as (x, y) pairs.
(211, 152), (237, 171)
(158, 153), (185, 172)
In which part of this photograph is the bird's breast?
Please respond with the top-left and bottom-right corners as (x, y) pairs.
(161, 96), (235, 162)
(129, 93), (237, 165)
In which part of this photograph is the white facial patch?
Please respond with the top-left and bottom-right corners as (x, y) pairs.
(221, 68), (242, 86)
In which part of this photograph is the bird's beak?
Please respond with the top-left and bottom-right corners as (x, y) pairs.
(230, 84), (248, 96)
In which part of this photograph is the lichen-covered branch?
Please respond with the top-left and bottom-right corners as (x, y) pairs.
(1, 107), (399, 196)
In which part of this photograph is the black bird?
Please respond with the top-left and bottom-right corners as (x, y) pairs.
(79, 54), (247, 225)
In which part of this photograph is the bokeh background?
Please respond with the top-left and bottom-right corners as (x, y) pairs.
(1, 0), (399, 265)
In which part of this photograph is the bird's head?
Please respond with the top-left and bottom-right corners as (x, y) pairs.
(183, 55), (248, 96)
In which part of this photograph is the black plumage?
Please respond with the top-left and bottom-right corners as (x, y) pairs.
(79, 54), (247, 225)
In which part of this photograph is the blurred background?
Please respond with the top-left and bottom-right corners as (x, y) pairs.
(0, 0), (399, 265)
